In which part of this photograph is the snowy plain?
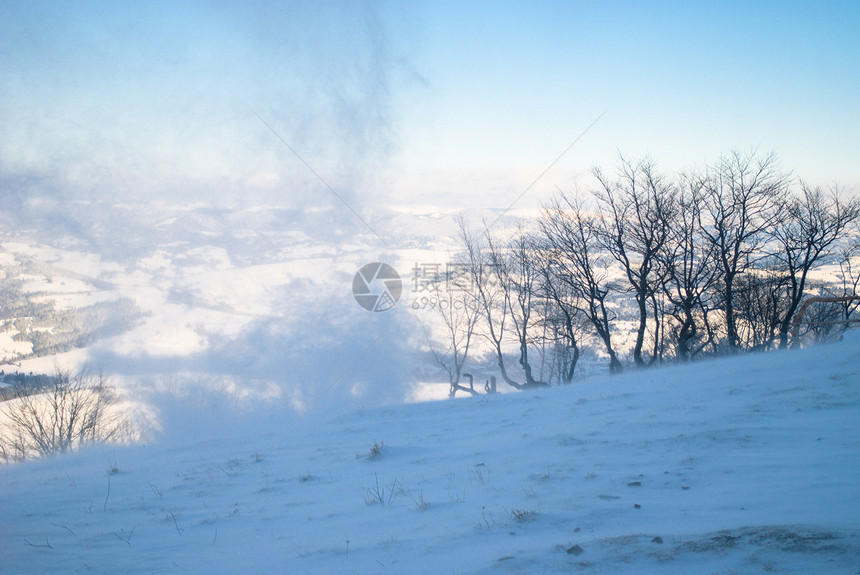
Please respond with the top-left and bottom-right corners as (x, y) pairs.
(2, 329), (859, 573)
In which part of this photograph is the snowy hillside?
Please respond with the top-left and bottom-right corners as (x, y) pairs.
(2, 332), (859, 574)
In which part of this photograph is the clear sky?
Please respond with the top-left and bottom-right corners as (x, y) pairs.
(2, 1), (858, 213)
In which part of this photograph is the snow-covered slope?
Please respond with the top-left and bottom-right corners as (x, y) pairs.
(2, 334), (859, 574)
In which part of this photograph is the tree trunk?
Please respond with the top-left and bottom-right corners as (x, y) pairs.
(632, 293), (647, 367)
(724, 273), (739, 351)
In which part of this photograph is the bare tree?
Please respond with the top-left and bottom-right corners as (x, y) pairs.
(540, 194), (623, 373)
(0, 367), (131, 461)
(422, 260), (481, 398)
(698, 150), (790, 351)
(659, 173), (720, 360)
(769, 183), (860, 348)
(455, 216), (518, 389)
(535, 247), (584, 383)
(592, 157), (677, 366)
(490, 227), (548, 389)
(834, 233), (860, 325)
(793, 283), (854, 344)
(733, 267), (789, 350)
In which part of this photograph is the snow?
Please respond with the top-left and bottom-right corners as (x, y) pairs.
(1, 205), (859, 572)
(0, 332), (32, 361)
(2, 334), (858, 573)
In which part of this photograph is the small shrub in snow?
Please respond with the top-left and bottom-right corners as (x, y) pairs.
(358, 441), (385, 461)
(511, 508), (538, 523)
(364, 473), (398, 506)
(411, 489), (429, 511)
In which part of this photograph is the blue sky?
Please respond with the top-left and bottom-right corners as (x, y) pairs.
(1, 1), (858, 212)
(400, 2), (859, 193)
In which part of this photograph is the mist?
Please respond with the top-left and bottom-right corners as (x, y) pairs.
(0, 1), (430, 435)
(1, 1), (410, 201)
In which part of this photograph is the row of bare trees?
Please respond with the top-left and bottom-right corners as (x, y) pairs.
(427, 151), (859, 396)
(0, 367), (133, 462)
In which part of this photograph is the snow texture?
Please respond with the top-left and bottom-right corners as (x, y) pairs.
(2, 332), (859, 573)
